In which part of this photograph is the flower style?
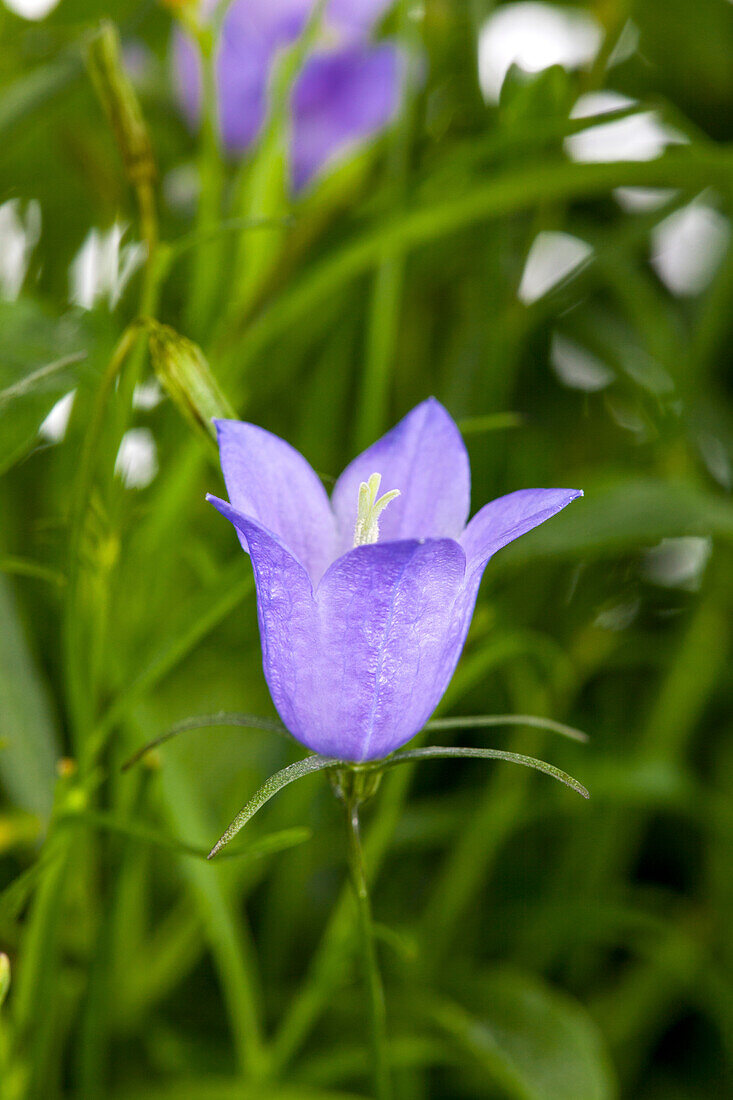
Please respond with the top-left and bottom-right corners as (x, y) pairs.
(207, 399), (582, 762)
(173, 0), (404, 190)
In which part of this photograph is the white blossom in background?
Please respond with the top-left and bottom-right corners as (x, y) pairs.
(550, 333), (614, 391)
(595, 599), (640, 631)
(69, 223), (146, 311)
(132, 378), (164, 411)
(3, 0), (61, 18)
(643, 537), (712, 591)
(0, 199), (41, 300)
(163, 164), (200, 217)
(518, 231), (592, 304)
(478, 2), (603, 103)
(39, 391), (76, 443)
(697, 432), (731, 491)
(115, 429), (158, 490)
(566, 91), (686, 163)
(651, 199), (730, 297)
(614, 187), (678, 213)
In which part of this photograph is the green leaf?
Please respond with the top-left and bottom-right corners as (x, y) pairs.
(0, 576), (59, 817)
(0, 951), (9, 1007)
(115, 1081), (365, 1100)
(57, 809), (310, 863)
(0, 851), (59, 927)
(122, 711), (291, 772)
(208, 755), (341, 859)
(383, 747), (589, 799)
(92, 567), (254, 750)
(458, 412), (524, 435)
(233, 151), (733, 363)
(498, 64), (575, 131)
(0, 52), (82, 141)
(0, 299), (90, 475)
(0, 557), (66, 587)
(426, 714), (589, 744)
(430, 968), (616, 1100)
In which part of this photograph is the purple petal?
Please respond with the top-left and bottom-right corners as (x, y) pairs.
(207, 497), (322, 742)
(328, 0), (395, 38)
(312, 538), (468, 760)
(291, 43), (403, 190)
(209, 496), (470, 761)
(461, 488), (583, 575)
(331, 398), (470, 554)
(172, 0), (311, 150)
(214, 420), (337, 583)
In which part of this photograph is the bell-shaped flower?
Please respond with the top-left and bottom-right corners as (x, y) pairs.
(208, 399), (582, 762)
(173, 0), (404, 190)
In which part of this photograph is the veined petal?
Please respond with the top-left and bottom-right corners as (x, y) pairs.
(209, 498), (469, 761)
(206, 496), (322, 743)
(461, 488), (583, 575)
(311, 538), (468, 760)
(214, 420), (337, 583)
(331, 398), (470, 553)
(291, 43), (404, 191)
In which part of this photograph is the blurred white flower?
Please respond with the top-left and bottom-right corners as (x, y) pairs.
(115, 429), (158, 490)
(3, 0), (61, 18)
(163, 164), (200, 217)
(614, 187), (678, 213)
(132, 377), (164, 411)
(595, 599), (640, 631)
(697, 432), (731, 491)
(651, 199), (730, 297)
(69, 223), (146, 311)
(518, 231), (592, 304)
(643, 537), (711, 590)
(478, 2), (602, 103)
(551, 333), (614, 391)
(38, 390), (76, 443)
(0, 198), (41, 301)
(566, 91), (685, 163)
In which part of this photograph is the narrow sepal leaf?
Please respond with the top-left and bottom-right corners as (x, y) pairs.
(122, 712), (291, 771)
(382, 747), (589, 798)
(426, 714), (588, 743)
(208, 755), (341, 859)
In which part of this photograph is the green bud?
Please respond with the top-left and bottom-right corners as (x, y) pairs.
(0, 953), (9, 1008)
(87, 21), (155, 190)
(330, 765), (383, 807)
(144, 321), (236, 442)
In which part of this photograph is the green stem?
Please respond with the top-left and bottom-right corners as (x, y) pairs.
(343, 797), (391, 1100)
(187, 24), (225, 338)
(355, 0), (414, 450)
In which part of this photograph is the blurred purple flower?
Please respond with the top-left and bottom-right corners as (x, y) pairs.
(207, 399), (582, 762)
(173, 0), (404, 190)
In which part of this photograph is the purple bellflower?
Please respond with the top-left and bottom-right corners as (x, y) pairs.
(207, 399), (582, 763)
(173, 0), (404, 191)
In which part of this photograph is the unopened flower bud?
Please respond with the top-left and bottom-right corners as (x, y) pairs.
(87, 21), (156, 190)
(145, 320), (235, 441)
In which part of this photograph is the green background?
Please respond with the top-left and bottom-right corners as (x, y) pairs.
(1, 1), (732, 1096)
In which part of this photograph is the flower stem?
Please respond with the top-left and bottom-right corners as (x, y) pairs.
(343, 796), (391, 1100)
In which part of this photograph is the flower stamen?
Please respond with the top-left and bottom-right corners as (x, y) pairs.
(353, 472), (400, 547)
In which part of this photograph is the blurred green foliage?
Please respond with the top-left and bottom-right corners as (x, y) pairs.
(1, 0), (732, 1097)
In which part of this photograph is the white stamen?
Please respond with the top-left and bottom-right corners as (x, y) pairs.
(353, 472), (400, 547)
